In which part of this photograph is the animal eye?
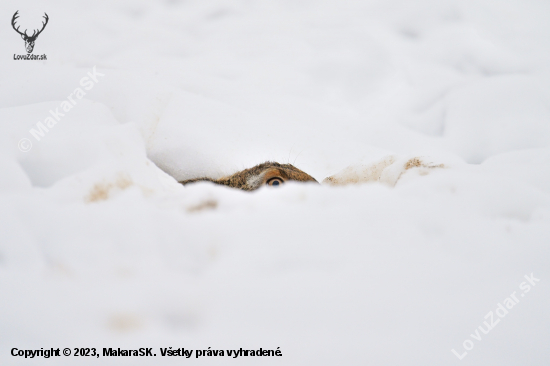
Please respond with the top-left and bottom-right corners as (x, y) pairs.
(266, 177), (284, 187)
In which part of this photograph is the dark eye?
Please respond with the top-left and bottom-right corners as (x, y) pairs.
(266, 177), (284, 187)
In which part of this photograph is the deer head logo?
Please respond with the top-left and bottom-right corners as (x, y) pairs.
(12, 11), (49, 54)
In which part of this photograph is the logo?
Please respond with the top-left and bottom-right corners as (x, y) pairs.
(12, 10), (48, 59)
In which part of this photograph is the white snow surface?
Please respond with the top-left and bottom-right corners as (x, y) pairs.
(1, 0), (550, 365)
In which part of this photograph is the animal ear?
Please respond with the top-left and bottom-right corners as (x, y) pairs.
(21, 34), (26, 40)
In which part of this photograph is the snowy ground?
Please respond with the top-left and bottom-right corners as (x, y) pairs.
(1, 0), (550, 365)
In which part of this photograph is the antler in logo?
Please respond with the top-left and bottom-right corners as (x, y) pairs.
(12, 11), (49, 54)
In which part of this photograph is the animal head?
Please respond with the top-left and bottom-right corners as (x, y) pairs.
(12, 11), (49, 54)
(179, 162), (318, 191)
(236, 162), (318, 190)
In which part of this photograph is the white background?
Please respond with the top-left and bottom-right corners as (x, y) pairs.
(1, 0), (549, 365)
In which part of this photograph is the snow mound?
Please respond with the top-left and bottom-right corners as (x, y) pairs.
(323, 155), (447, 187)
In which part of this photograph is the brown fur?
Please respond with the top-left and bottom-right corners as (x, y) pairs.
(179, 161), (318, 191)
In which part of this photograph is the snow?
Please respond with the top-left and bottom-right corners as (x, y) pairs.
(1, 0), (550, 365)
